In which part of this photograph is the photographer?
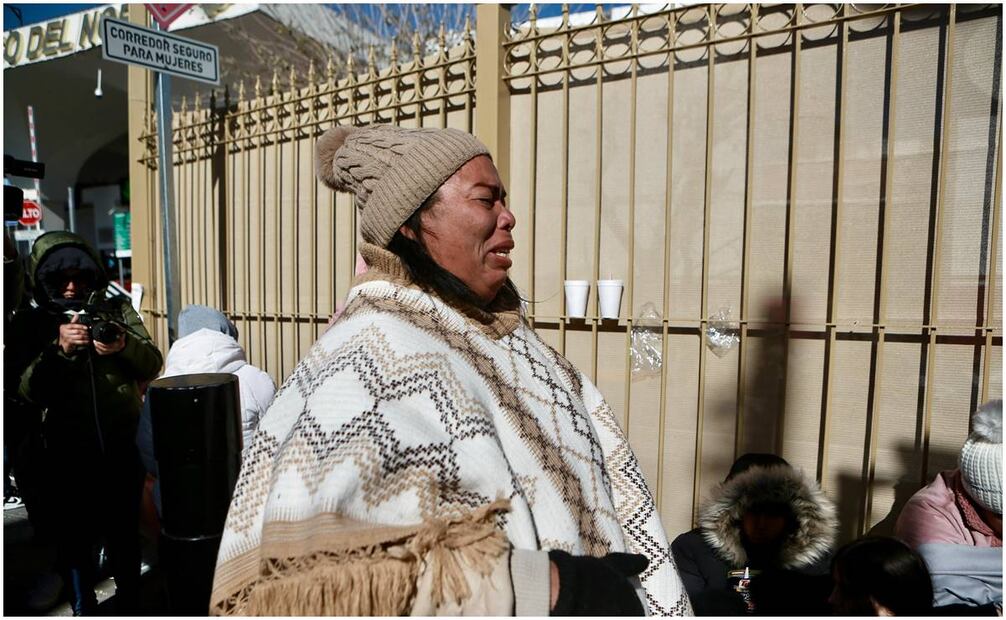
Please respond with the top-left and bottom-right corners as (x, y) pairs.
(7, 231), (162, 615)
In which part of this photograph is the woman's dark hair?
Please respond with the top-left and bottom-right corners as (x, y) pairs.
(386, 189), (521, 309)
(831, 536), (934, 615)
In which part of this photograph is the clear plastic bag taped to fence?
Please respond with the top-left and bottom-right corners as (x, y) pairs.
(705, 305), (739, 358)
(630, 302), (663, 377)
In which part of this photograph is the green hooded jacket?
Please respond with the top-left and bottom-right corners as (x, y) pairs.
(6, 231), (163, 442)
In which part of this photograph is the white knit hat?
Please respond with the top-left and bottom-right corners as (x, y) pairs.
(959, 399), (1003, 514)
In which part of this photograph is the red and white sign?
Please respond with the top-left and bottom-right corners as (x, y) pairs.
(144, 4), (193, 29)
(20, 199), (41, 226)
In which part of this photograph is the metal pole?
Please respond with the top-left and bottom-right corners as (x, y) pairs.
(66, 186), (76, 233)
(154, 22), (181, 343)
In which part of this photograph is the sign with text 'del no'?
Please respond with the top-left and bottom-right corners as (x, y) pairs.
(101, 17), (219, 85)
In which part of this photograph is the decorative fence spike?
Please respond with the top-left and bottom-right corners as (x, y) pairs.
(254, 75), (262, 99)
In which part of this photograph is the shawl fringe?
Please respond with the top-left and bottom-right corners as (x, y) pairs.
(211, 500), (510, 616)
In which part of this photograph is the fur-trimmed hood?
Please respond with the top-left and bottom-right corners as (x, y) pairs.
(698, 465), (838, 569)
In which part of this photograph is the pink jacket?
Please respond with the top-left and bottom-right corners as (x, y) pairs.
(895, 469), (1001, 549)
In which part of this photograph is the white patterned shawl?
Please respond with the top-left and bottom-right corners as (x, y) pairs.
(210, 246), (692, 616)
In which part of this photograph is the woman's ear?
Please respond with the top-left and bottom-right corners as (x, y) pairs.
(399, 224), (418, 241)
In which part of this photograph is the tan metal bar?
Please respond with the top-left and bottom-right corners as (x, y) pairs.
(559, 13), (572, 354)
(245, 96), (255, 362)
(655, 8), (677, 512)
(590, 5), (605, 384)
(502, 4), (921, 78)
(438, 30), (448, 129)
(293, 75), (303, 367)
(258, 79), (268, 371)
(777, 4), (802, 456)
(981, 124), (1002, 403)
(863, 9), (901, 535)
(691, 3), (716, 526)
(309, 70), (319, 342)
(126, 3), (154, 342)
(225, 89), (234, 317)
(818, 4), (851, 490)
(475, 4), (512, 188)
(529, 7), (540, 334)
(274, 79), (284, 380)
(735, 5), (758, 460)
(921, 5), (956, 485)
(621, 5), (641, 434)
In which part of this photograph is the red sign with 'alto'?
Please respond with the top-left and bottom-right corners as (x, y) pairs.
(20, 199), (41, 226)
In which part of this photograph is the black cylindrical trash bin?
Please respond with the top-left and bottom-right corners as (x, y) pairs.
(148, 373), (242, 616)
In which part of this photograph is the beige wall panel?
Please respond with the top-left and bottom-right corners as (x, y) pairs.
(988, 345), (1002, 400)
(748, 52), (790, 318)
(508, 92), (532, 298)
(538, 87), (571, 306)
(740, 334), (787, 454)
(781, 338), (824, 473)
(706, 57), (746, 318)
(836, 36), (885, 324)
(564, 329), (595, 383)
(937, 16), (999, 329)
(927, 343), (978, 478)
(791, 44), (837, 325)
(630, 72), (671, 315)
(824, 339), (871, 542)
(868, 341), (926, 534)
(627, 373), (664, 497)
(659, 334), (700, 533)
(537, 325), (561, 351)
(699, 348), (740, 495)
(333, 191), (356, 314)
(599, 71), (632, 307)
(885, 24), (940, 326)
(668, 64), (708, 320)
(596, 330), (629, 429)
(565, 84), (602, 297)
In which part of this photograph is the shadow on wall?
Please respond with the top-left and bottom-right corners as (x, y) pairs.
(842, 442), (960, 542)
(702, 298), (791, 483)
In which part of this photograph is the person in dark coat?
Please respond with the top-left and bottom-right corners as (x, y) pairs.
(670, 453), (838, 615)
(6, 231), (163, 615)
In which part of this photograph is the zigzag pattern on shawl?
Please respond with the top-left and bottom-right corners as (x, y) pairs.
(503, 330), (612, 520)
(590, 401), (693, 616)
(342, 292), (615, 556)
(224, 326), (503, 534)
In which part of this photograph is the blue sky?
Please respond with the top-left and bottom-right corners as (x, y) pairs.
(3, 3), (612, 31)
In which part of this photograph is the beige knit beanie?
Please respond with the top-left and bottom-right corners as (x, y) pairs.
(315, 124), (491, 247)
(960, 399), (1003, 514)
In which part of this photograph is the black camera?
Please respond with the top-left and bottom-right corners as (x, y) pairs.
(64, 306), (125, 345)
(4, 155), (45, 223)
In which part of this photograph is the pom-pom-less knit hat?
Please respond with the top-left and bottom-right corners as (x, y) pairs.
(960, 399), (1003, 514)
(314, 124), (490, 247)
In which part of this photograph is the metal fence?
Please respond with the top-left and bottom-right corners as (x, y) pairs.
(137, 24), (477, 381)
(132, 3), (1002, 542)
